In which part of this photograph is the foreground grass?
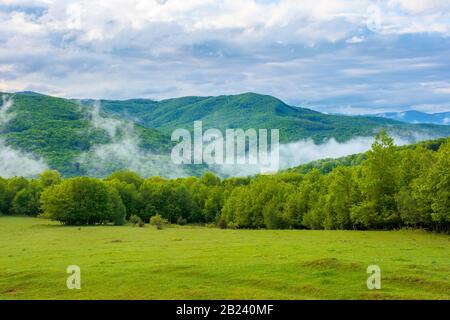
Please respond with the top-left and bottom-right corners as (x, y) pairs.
(0, 216), (448, 300)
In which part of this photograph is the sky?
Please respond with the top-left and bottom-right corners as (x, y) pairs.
(0, 0), (450, 114)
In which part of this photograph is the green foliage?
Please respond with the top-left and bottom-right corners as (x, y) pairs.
(38, 170), (62, 188)
(422, 140), (450, 229)
(40, 177), (126, 225)
(140, 177), (195, 223)
(129, 214), (144, 227)
(0, 177), (7, 215)
(3, 92), (450, 179)
(351, 131), (401, 229)
(100, 92), (450, 144)
(1, 93), (171, 176)
(106, 179), (142, 218)
(1, 135), (449, 231)
(106, 171), (144, 189)
(177, 216), (187, 225)
(150, 214), (168, 230)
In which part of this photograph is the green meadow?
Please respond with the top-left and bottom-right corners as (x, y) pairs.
(0, 216), (448, 300)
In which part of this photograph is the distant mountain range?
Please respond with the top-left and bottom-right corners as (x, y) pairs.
(91, 93), (450, 143)
(374, 110), (450, 125)
(2, 91), (450, 177)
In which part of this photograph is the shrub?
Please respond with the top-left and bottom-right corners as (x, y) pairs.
(150, 214), (168, 230)
(129, 214), (144, 227)
(218, 217), (227, 229)
(177, 216), (187, 225)
(227, 222), (238, 229)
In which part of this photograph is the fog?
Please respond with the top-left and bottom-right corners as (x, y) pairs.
(0, 96), (441, 179)
(210, 133), (435, 177)
(77, 102), (187, 178)
(0, 96), (48, 178)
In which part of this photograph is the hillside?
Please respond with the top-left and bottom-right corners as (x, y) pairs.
(2, 91), (450, 178)
(98, 93), (450, 143)
(0, 92), (172, 176)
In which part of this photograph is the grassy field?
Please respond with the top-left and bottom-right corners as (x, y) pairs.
(0, 216), (448, 300)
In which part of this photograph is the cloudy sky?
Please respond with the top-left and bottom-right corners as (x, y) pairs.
(0, 0), (450, 114)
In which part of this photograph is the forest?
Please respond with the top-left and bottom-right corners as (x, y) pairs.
(0, 132), (449, 232)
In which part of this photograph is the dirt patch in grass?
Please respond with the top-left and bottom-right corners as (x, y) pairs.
(2, 288), (18, 295)
(301, 258), (362, 272)
(385, 275), (450, 292)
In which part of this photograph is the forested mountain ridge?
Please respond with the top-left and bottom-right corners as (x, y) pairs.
(0, 92), (172, 176)
(97, 92), (450, 143)
(2, 91), (450, 177)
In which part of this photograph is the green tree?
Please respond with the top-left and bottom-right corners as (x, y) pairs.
(11, 180), (42, 216)
(200, 172), (221, 187)
(107, 186), (126, 226)
(203, 187), (223, 223)
(351, 131), (400, 229)
(4, 177), (29, 215)
(106, 171), (144, 189)
(426, 141), (450, 230)
(41, 177), (125, 225)
(299, 169), (326, 229)
(323, 167), (354, 229)
(396, 187), (421, 227)
(0, 177), (7, 215)
(106, 179), (142, 218)
(39, 170), (62, 188)
(140, 177), (195, 223)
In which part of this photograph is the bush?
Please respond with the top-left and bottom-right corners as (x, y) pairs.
(177, 216), (187, 225)
(227, 222), (238, 229)
(150, 214), (168, 230)
(129, 214), (144, 227)
(218, 217), (227, 229)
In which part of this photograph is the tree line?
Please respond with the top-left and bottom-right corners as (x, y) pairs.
(0, 132), (448, 231)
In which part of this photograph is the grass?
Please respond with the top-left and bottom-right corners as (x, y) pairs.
(0, 216), (449, 300)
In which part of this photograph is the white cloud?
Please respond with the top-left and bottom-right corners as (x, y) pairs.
(0, 0), (449, 113)
(388, 0), (450, 14)
(346, 35), (365, 43)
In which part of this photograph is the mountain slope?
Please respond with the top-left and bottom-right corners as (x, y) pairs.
(374, 110), (450, 125)
(99, 93), (450, 143)
(0, 92), (172, 176)
(2, 91), (450, 178)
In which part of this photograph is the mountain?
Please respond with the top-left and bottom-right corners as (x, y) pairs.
(0, 92), (172, 176)
(97, 93), (450, 143)
(2, 91), (450, 178)
(374, 110), (450, 125)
